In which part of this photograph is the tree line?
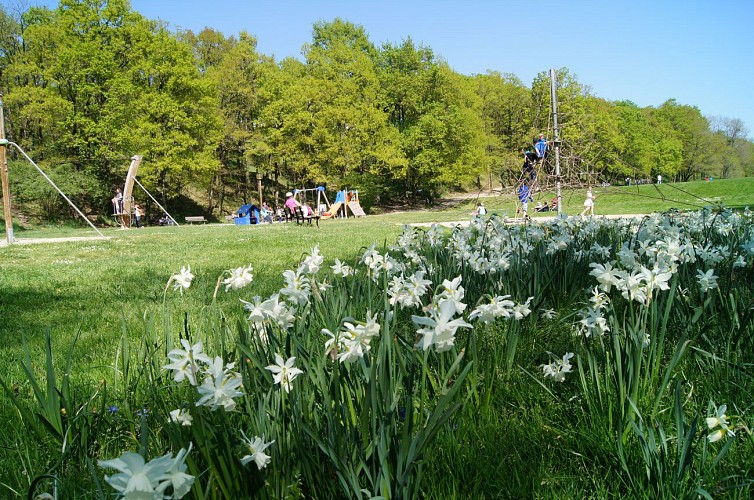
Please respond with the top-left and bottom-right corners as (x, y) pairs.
(0, 0), (751, 219)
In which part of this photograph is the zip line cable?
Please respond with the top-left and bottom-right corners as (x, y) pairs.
(8, 142), (106, 238)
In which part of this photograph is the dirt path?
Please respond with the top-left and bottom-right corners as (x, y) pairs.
(0, 235), (110, 247)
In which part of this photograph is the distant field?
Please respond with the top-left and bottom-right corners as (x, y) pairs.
(3, 178), (752, 239)
(375, 177), (754, 224)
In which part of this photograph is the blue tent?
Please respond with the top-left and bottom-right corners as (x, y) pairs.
(235, 204), (260, 225)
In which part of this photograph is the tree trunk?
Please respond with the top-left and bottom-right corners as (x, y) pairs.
(208, 175), (215, 213)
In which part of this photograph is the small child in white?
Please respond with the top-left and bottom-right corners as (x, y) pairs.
(580, 187), (594, 217)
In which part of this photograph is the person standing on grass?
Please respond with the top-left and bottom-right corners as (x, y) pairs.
(133, 204), (143, 228)
(518, 184), (532, 218)
(260, 203), (273, 223)
(112, 187), (123, 214)
(580, 187), (594, 217)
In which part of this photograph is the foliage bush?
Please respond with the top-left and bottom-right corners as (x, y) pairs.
(8, 160), (108, 220)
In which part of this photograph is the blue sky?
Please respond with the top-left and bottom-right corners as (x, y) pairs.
(31, 0), (754, 137)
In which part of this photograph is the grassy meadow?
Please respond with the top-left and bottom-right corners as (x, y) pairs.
(0, 178), (753, 498)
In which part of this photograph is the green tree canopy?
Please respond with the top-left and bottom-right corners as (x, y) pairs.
(1, 2), (752, 220)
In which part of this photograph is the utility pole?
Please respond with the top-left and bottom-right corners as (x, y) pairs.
(0, 93), (14, 243)
(549, 69), (562, 217)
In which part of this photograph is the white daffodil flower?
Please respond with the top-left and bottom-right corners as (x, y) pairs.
(99, 445), (195, 499)
(222, 265), (253, 291)
(706, 403), (735, 443)
(169, 409), (193, 427)
(195, 356), (244, 411)
(540, 352), (574, 383)
(413, 299), (472, 352)
(171, 266), (194, 294)
(331, 258), (354, 277)
(157, 444), (195, 499)
(540, 308), (557, 320)
(163, 339), (212, 386)
(240, 432), (274, 470)
(589, 261), (621, 293)
(696, 269), (718, 293)
(469, 295), (515, 324)
(299, 244), (324, 275)
(280, 269), (311, 306)
(266, 353), (304, 393)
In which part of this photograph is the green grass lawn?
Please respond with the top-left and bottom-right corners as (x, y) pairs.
(0, 219), (403, 357)
(1, 178), (752, 380)
(0, 178), (752, 497)
(0, 219), (407, 496)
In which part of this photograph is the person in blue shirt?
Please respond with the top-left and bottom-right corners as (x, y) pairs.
(534, 133), (548, 161)
(260, 202), (273, 223)
(518, 184), (533, 217)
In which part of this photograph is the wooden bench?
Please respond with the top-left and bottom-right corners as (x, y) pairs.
(185, 216), (207, 224)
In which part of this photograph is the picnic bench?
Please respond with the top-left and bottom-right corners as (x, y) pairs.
(185, 216), (207, 224)
(294, 206), (319, 227)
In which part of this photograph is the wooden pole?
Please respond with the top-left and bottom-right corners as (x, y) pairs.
(256, 173), (263, 208)
(549, 69), (562, 217)
(0, 93), (14, 243)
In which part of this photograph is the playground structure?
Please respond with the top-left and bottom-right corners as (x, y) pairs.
(235, 204), (260, 225)
(509, 68), (563, 218)
(290, 186), (364, 219)
(503, 68), (698, 215)
(116, 155), (179, 228)
(323, 189), (365, 219)
(292, 186), (330, 216)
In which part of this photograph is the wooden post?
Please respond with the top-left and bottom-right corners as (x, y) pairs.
(256, 172), (263, 208)
(550, 69), (562, 217)
(0, 94), (14, 243)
